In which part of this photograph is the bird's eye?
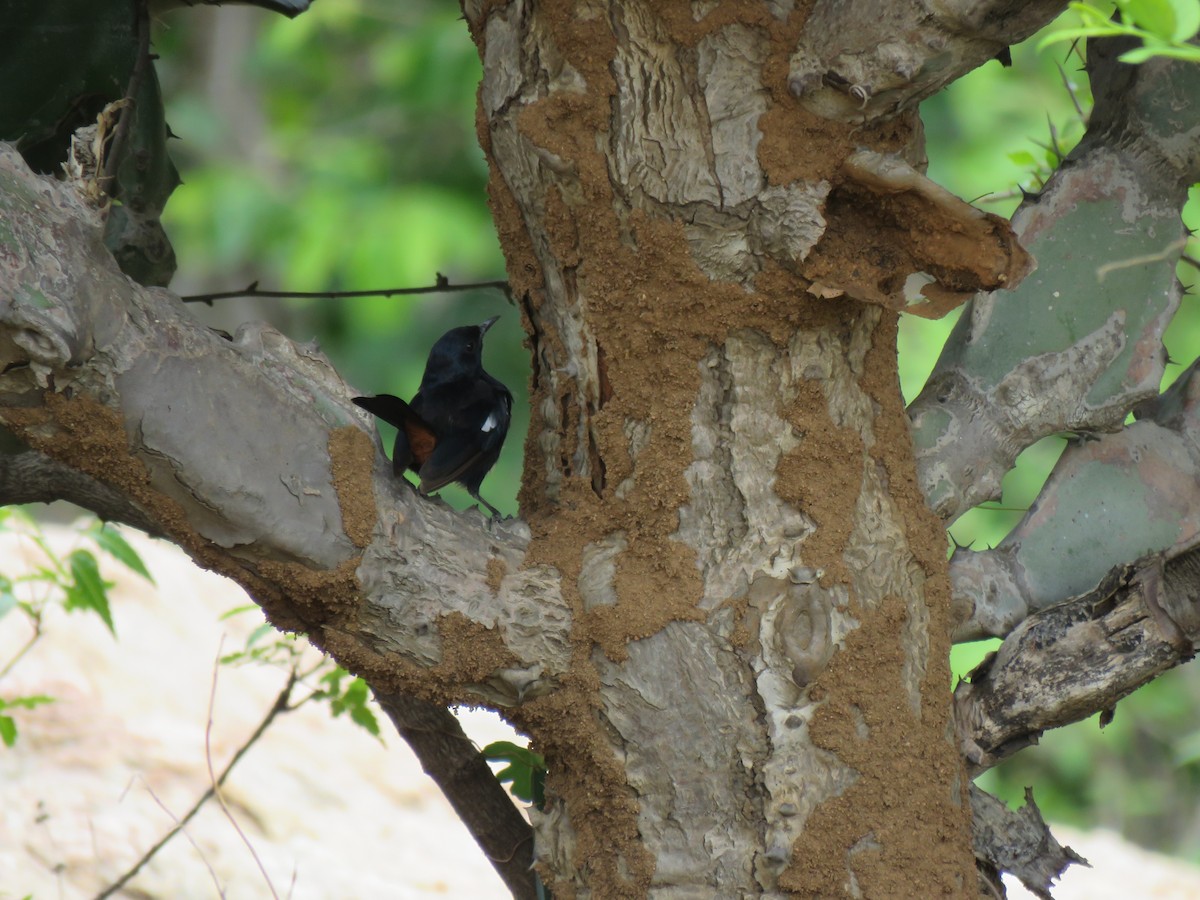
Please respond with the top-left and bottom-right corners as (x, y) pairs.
(465, 342), (475, 351)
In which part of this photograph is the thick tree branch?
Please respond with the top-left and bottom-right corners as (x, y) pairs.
(912, 37), (1200, 524)
(0, 433), (162, 536)
(0, 143), (569, 699)
(0, 141), (568, 895)
(951, 359), (1200, 640)
(789, 0), (1068, 122)
(955, 546), (1200, 776)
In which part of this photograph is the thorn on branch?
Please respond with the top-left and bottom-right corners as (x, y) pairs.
(94, 661), (300, 899)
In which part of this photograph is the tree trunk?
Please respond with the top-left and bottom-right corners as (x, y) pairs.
(462, 2), (1036, 894)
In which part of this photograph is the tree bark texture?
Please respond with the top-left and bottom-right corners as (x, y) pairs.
(462, 2), (1051, 895)
(957, 546), (1200, 776)
(911, 37), (1200, 640)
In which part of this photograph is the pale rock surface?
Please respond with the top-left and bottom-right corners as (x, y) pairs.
(0, 521), (516, 898)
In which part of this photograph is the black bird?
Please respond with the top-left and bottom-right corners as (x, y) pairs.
(353, 316), (512, 519)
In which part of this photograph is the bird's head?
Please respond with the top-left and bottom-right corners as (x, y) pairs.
(423, 316), (500, 380)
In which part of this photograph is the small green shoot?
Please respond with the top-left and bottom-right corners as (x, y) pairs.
(1042, 0), (1200, 64)
(0, 511), (155, 747)
(0, 694), (55, 747)
(314, 667), (382, 740)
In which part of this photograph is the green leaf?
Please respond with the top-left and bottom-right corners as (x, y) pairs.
(1006, 150), (1039, 169)
(245, 622), (275, 648)
(0, 695), (54, 748)
(1168, 0), (1200, 39)
(314, 669), (382, 740)
(1073, 1), (1126, 26)
(319, 666), (347, 696)
(1118, 0), (1179, 38)
(0, 694), (55, 711)
(343, 676), (369, 705)
(1039, 26), (1108, 49)
(484, 740), (547, 807)
(89, 524), (154, 584)
(348, 701), (381, 737)
(219, 603), (261, 620)
(0, 574), (17, 621)
(64, 549), (116, 636)
(1120, 40), (1200, 61)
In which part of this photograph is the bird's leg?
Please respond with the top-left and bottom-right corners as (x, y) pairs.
(470, 490), (503, 520)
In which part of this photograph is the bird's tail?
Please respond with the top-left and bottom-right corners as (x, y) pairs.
(352, 394), (417, 430)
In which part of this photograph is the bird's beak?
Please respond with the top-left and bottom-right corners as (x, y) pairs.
(479, 315), (500, 334)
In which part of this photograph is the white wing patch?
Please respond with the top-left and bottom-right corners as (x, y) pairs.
(481, 411), (498, 432)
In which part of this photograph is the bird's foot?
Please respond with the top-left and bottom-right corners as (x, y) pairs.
(470, 490), (503, 522)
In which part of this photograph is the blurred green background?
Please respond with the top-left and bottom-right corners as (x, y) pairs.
(150, 0), (1200, 862)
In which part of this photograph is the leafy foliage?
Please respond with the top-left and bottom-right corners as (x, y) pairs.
(0, 510), (154, 746)
(484, 740), (546, 809)
(218, 604), (382, 741)
(1044, 0), (1200, 63)
(314, 665), (382, 739)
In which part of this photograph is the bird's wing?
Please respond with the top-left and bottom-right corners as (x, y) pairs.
(477, 378), (512, 452)
(416, 384), (511, 494)
(353, 393), (437, 474)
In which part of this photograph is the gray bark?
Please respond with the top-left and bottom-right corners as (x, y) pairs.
(913, 38), (1200, 532)
(789, 0), (1069, 121)
(0, 139), (567, 703)
(956, 547), (1200, 775)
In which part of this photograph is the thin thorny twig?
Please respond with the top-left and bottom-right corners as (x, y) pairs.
(94, 650), (303, 898)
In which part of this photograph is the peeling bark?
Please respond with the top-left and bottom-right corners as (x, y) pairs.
(956, 548), (1200, 774)
(912, 38), (1200, 525)
(970, 785), (1088, 900)
(952, 361), (1200, 639)
(805, 150), (1033, 316)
